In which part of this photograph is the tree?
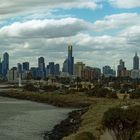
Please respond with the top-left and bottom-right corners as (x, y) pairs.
(88, 84), (91, 90)
(130, 88), (140, 99)
(110, 82), (121, 90)
(41, 85), (59, 92)
(23, 83), (38, 91)
(60, 77), (71, 85)
(102, 105), (140, 140)
(87, 85), (111, 98)
(75, 77), (81, 91)
(26, 72), (33, 80)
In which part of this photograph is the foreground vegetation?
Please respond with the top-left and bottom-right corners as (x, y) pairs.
(63, 99), (120, 140)
(102, 105), (140, 140)
(0, 90), (94, 108)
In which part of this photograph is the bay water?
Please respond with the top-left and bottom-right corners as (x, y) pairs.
(0, 96), (71, 140)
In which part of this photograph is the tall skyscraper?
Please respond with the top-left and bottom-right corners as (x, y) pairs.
(133, 52), (139, 70)
(68, 45), (74, 75)
(38, 57), (45, 69)
(17, 63), (22, 74)
(120, 59), (125, 69)
(55, 64), (60, 76)
(30, 67), (38, 79)
(17, 63), (22, 83)
(62, 59), (68, 73)
(2, 52), (9, 77)
(117, 59), (126, 77)
(48, 62), (55, 76)
(23, 62), (30, 71)
(0, 58), (2, 76)
(45, 65), (50, 77)
(38, 57), (45, 78)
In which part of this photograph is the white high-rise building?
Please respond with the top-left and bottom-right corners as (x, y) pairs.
(7, 67), (18, 83)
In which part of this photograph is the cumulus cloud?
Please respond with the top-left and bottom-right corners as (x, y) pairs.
(0, 0), (99, 20)
(0, 18), (91, 38)
(120, 25), (140, 46)
(1, 24), (139, 68)
(2, 13), (139, 39)
(0, 12), (139, 68)
(93, 13), (140, 31)
(109, 0), (140, 9)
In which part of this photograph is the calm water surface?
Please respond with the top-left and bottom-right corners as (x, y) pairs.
(0, 96), (71, 140)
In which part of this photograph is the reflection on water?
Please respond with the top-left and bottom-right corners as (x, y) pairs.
(0, 96), (71, 140)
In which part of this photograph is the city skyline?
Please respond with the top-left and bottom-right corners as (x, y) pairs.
(0, 0), (139, 69)
(0, 50), (140, 72)
(2, 45), (140, 82)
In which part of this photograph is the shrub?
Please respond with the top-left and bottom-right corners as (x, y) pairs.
(23, 83), (38, 91)
(96, 88), (109, 97)
(102, 105), (140, 140)
(130, 93), (140, 99)
(78, 88), (88, 92)
(41, 85), (59, 92)
(87, 87), (113, 98)
(107, 92), (118, 99)
(120, 88), (126, 93)
(134, 133), (140, 140)
(130, 89), (140, 99)
(110, 83), (121, 90)
(75, 132), (96, 140)
(77, 84), (83, 89)
(65, 89), (76, 94)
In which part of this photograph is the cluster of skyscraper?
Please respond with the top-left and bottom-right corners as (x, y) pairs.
(117, 52), (140, 79)
(30, 59), (60, 79)
(2, 46), (140, 83)
(7, 45), (74, 82)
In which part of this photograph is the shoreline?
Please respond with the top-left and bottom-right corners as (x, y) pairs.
(0, 90), (90, 140)
(44, 108), (88, 140)
(0, 90), (91, 108)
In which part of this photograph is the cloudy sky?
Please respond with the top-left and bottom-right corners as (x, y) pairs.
(0, 0), (140, 70)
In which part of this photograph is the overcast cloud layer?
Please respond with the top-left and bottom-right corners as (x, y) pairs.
(0, 0), (140, 70)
